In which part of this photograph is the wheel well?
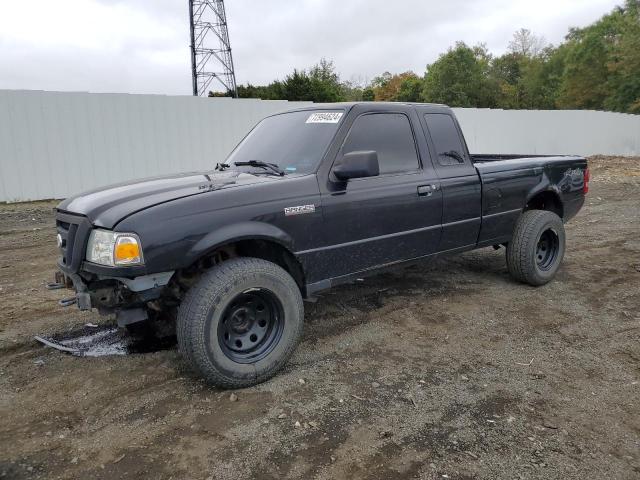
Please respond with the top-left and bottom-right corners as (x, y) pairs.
(234, 239), (306, 294)
(525, 191), (563, 219)
(174, 239), (306, 297)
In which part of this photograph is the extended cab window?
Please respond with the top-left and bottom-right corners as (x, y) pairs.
(341, 113), (419, 175)
(424, 114), (467, 166)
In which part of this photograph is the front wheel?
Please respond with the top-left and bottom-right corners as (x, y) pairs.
(177, 257), (304, 389)
(506, 210), (566, 286)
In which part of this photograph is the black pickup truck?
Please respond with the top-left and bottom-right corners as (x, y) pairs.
(52, 102), (589, 388)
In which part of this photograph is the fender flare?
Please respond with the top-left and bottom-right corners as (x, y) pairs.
(188, 221), (296, 261)
(524, 181), (564, 217)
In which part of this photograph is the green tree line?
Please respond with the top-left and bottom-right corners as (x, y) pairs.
(211, 0), (640, 113)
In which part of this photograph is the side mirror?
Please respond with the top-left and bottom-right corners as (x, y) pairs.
(333, 151), (380, 181)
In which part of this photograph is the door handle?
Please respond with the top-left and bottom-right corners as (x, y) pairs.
(418, 184), (439, 197)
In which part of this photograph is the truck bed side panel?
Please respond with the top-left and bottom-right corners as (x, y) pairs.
(477, 165), (543, 246)
(545, 162), (587, 221)
(475, 155), (587, 246)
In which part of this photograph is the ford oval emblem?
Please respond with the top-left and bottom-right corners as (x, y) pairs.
(56, 233), (63, 248)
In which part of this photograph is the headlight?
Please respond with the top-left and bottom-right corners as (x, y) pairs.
(86, 229), (144, 266)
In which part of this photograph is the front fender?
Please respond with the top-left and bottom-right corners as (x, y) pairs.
(188, 221), (295, 260)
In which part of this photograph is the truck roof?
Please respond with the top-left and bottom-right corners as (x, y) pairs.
(282, 101), (453, 116)
(289, 101), (450, 110)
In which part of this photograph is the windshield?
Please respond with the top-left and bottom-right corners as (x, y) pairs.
(225, 110), (344, 175)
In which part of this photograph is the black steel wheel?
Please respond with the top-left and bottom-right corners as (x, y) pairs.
(177, 257), (304, 389)
(218, 289), (284, 363)
(506, 209), (566, 286)
(535, 228), (560, 271)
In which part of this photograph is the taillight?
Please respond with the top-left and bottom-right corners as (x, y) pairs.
(583, 167), (590, 194)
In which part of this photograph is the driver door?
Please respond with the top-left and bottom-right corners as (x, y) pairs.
(309, 106), (443, 281)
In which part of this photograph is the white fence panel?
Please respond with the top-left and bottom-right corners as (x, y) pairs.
(0, 90), (638, 202)
(0, 90), (310, 202)
(453, 108), (640, 157)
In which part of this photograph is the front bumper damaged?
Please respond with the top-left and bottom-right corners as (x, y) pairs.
(48, 270), (92, 310)
(50, 269), (174, 313)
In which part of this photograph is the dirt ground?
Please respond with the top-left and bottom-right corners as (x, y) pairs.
(1, 156), (639, 480)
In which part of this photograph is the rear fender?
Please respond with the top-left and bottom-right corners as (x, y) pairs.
(524, 177), (564, 218)
(525, 166), (563, 203)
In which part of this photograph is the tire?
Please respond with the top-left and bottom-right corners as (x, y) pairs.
(177, 257), (304, 389)
(506, 210), (566, 286)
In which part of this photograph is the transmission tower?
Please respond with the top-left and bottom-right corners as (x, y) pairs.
(189, 0), (238, 97)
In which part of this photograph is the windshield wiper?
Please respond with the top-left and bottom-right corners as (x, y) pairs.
(233, 160), (285, 176)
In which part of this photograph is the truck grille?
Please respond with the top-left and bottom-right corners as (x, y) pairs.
(57, 220), (75, 267)
(56, 212), (91, 273)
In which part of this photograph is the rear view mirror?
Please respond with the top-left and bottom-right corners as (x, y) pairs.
(333, 151), (380, 181)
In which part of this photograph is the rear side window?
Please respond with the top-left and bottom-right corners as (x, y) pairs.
(341, 113), (419, 175)
(424, 114), (466, 166)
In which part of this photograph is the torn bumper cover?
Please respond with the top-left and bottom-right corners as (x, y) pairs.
(51, 269), (174, 314)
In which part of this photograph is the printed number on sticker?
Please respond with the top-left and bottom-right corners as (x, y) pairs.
(306, 112), (343, 124)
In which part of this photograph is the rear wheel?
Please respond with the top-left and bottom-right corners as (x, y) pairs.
(177, 257), (304, 389)
(506, 210), (566, 286)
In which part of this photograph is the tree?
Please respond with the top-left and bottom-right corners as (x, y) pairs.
(421, 42), (499, 107)
(491, 44), (566, 109)
(235, 58), (346, 102)
(236, 82), (284, 100)
(522, 45), (567, 109)
(281, 70), (314, 101)
(306, 59), (345, 102)
(603, 0), (640, 112)
(396, 74), (424, 102)
(340, 78), (367, 102)
(361, 87), (375, 101)
(557, 0), (640, 112)
(370, 71), (423, 102)
(558, 26), (611, 109)
(490, 52), (524, 108)
(508, 28), (548, 57)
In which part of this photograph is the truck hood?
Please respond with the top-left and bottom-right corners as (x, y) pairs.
(57, 170), (279, 228)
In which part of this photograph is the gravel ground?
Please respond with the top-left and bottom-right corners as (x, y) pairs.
(0, 156), (639, 480)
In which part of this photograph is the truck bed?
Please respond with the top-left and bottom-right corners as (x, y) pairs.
(472, 154), (560, 163)
(471, 154), (586, 175)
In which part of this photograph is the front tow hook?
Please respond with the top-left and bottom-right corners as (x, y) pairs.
(59, 297), (77, 307)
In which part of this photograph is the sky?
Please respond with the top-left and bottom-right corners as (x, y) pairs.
(0, 0), (623, 96)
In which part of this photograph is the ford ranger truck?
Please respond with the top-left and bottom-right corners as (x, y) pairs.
(52, 102), (588, 388)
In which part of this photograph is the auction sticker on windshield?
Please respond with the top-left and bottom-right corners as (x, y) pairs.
(306, 112), (343, 124)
